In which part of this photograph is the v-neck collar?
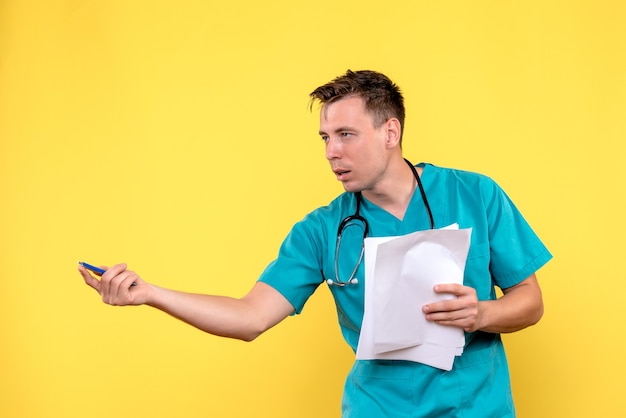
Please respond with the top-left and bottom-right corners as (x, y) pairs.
(358, 162), (432, 224)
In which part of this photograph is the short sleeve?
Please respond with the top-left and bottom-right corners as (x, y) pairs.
(483, 179), (552, 289)
(258, 216), (325, 314)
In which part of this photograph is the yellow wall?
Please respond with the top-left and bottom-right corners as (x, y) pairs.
(1, 1), (624, 416)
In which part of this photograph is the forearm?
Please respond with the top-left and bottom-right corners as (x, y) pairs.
(145, 285), (264, 341)
(477, 275), (544, 333)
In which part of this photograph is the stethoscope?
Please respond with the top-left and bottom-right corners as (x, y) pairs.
(327, 159), (434, 286)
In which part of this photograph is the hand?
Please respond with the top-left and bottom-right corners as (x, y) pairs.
(422, 284), (483, 332)
(78, 263), (149, 306)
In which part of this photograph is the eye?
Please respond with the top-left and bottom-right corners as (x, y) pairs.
(320, 135), (329, 143)
(341, 132), (353, 138)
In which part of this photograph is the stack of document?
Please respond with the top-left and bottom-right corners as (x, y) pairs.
(356, 225), (472, 371)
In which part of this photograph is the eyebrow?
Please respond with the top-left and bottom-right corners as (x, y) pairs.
(318, 126), (356, 136)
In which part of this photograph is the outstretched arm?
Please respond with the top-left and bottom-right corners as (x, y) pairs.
(79, 263), (295, 342)
(422, 274), (544, 333)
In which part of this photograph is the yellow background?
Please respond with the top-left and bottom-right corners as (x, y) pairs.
(1, 1), (624, 416)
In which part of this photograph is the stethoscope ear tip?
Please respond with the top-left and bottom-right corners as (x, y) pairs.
(326, 279), (334, 285)
(350, 278), (358, 285)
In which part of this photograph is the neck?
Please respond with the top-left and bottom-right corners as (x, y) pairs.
(361, 159), (421, 220)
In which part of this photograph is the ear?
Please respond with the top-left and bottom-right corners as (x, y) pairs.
(384, 118), (402, 148)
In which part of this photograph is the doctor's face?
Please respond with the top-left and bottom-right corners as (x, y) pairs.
(318, 95), (392, 194)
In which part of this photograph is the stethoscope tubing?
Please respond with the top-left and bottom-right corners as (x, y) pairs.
(329, 159), (434, 286)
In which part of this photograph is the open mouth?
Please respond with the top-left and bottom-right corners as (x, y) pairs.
(334, 170), (350, 180)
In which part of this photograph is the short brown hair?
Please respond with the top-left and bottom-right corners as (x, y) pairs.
(309, 70), (406, 140)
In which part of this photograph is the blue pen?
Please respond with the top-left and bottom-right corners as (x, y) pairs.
(78, 261), (106, 275)
(78, 261), (137, 286)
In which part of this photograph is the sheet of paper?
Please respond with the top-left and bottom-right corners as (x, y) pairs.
(356, 226), (472, 371)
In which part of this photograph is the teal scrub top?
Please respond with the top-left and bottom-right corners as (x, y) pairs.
(259, 163), (552, 417)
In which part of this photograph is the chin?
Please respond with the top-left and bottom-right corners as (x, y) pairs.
(341, 182), (361, 193)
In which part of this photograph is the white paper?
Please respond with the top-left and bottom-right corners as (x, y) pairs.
(356, 225), (472, 371)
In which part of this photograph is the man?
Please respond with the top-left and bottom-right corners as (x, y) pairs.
(79, 70), (551, 417)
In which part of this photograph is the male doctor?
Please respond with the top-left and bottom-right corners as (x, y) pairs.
(80, 70), (551, 417)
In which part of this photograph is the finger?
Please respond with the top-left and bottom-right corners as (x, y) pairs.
(437, 316), (476, 332)
(109, 270), (139, 300)
(423, 296), (458, 314)
(433, 283), (465, 295)
(78, 266), (102, 293)
(426, 310), (471, 328)
(426, 302), (480, 331)
(100, 263), (127, 298)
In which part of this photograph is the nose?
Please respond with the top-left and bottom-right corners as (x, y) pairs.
(325, 137), (341, 161)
